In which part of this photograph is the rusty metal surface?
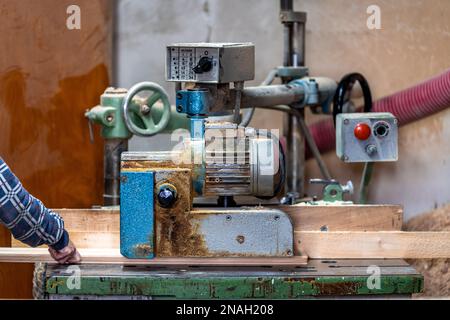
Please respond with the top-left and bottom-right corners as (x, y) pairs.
(153, 169), (205, 257)
(42, 259), (423, 299)
(191, 209), (294, 257)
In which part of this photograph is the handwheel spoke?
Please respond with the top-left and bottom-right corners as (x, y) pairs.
(141, 115), (156, 131)
(146, 92), (161, 107)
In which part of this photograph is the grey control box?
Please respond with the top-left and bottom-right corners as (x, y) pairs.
(336, 113), (398, 163)
(166, 43), (255, 84)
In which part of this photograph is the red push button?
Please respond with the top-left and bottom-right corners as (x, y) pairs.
(354, 123), (371, 140)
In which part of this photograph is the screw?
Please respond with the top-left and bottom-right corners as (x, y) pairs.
(176, 105), (183, 112)
(226, 215), (232, 221)
(366, 144), (377, 156)
(343, 155), (349, 161)
(106, 114), (114, 122)
(274, 215), (280, 221)
(344, 119), (350, 125)
(236, 235), (245, 244)
(285, 249), (293, 256)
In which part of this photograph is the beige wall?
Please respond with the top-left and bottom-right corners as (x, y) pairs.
(117, 0), (450, 220)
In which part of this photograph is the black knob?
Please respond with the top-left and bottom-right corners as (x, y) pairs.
(193, 57), (213, 74)
(157, 185), (177, 208)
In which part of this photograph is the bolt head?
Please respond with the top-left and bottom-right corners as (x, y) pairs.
(236, 235), (245, 244)
(140, 104), (151, 115)
(157, 186), (177, 208)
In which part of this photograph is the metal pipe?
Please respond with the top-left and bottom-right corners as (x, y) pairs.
(254, 105), (332, 181)
(240, 68), (278, 127)
(104, 138), (128, 206)
(233, 81), (244, 123)
(241, 85), (305, 108)
(297, 114), (332, 180)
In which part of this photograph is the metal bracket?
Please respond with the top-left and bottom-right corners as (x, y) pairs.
(120, 171), (155, 259)
(279, 11), (307, 23)
(310, 179), (354, 202)
(277, 66), (309, 79)
(192, 209), (294, 257)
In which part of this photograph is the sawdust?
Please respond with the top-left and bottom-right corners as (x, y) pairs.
(405, 203), (450, 298)
(153, 170), (209, 257)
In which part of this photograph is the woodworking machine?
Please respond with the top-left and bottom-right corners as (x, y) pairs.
(44, 0), (428, 300)
(86, 2), (399, 261)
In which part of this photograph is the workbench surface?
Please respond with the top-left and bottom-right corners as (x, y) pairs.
(35, 259), (423, 299)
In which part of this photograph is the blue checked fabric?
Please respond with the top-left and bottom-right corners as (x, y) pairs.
(0, 157), (68, 250)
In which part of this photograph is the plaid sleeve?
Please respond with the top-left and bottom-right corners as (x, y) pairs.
(0, 157), (69, 250)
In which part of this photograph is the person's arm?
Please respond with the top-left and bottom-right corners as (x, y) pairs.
(0, 157), (81, 264)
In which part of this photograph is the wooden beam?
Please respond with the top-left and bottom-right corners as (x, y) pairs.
(281, 204), (403, 231)
(11, 205), (403, 248)
(12, 232), (120, 249)
(13, 205), (403, 246)
(0, 248), (307, 266)
(296, 231), (450, 259)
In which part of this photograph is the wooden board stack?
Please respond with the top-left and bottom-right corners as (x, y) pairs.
(1, 205), (450, 264)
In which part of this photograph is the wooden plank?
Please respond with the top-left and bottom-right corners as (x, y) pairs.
(54, 209), (120, 232)
(0, 248), (307, 266)
(296, 231), (450, 259)
(11, 206), (404, 251)
(13, 204), (402, 241)
(281, 204), (403, 231)
(12, 232), (120, 249)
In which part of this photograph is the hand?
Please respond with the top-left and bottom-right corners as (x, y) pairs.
(48, 241), (82, 264)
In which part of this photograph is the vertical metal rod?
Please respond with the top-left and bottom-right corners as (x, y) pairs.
(104, 138), (128, 206)
(233, 81), (244, 124)
(280, 0), (293, 11)
(358, 162), (374, 204)
(286, 114), (305, 197)
(299, 23), (306, 66)
(292, 22), (300, 67)
(283, 24), (291, 67)
(281, 2), (306, 199)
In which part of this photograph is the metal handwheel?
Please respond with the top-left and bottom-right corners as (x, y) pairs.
(123, 81), (171, 137)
